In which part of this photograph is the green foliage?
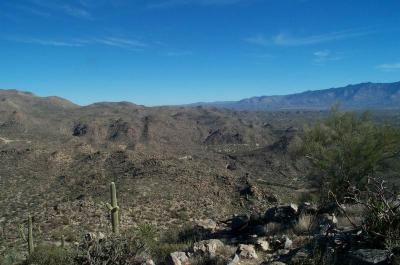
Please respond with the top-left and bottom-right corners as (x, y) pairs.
(303, 106), (400, 201)
(25, 244), (73, 265)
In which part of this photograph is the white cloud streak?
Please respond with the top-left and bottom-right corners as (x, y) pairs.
(313, 50), (342, 64)
(6, 36), (148, 50)
(246, 29), (372, 47)
(376, 62), (400, 71)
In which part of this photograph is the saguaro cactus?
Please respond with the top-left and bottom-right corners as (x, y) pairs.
(19, 214), (34, 255)
(61, 234), (65, 248)
(106, 182), (120, 234)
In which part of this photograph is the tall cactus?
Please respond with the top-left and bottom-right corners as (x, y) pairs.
(106, 182), (120, 234)
(19, 214), (34, 255)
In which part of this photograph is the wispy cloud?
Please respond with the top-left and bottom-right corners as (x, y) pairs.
(26, 0), (93, 20)
(93, 37), (147, 49)
(148, 0), (246, 8)
(376, 62), (400, 71)
(5, 36), (148, 50)
(164, 50), (193, 56)
(61, 4), (93, 19)
(246, 29), (372, 47)
(313, 50), (342, 64)
(6, 37), (84, 47)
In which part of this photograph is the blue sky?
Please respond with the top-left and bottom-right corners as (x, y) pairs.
(0, 0), (399, 106)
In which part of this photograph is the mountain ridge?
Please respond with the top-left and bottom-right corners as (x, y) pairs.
(2, 81), (400, 110)
(190, 81), (400, 110)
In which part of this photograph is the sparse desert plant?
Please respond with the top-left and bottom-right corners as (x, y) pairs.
(266, 222), (284, 235)
(24, 244), (73, 265)
(106, 182), (120, 234)
(19, 214), (34, 255)
(140, 223), (205, 262)
(75, 234), (141, 265)
(294, 214), (315, 235)
(1, 249), (21, 265)
(331, 177), (400, 248)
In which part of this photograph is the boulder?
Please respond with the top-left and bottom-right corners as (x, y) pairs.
(142, 259), (155, 265)
(265, 204), (299, 226)
(349, 249), (392, 265)
(194, 219), (217, 232)
(256, 238), (270, 251)
(271, 236), (292, 251)
(193, 239), (224, 257)
(283, 236), (292, 250)
(231, 215), (250, 233)
(166, 252), (190, 265)
(227, 254), (240, 265)
(237, 244), (258, 259)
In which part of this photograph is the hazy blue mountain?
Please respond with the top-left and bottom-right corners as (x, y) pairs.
(191, 82), (400, 110)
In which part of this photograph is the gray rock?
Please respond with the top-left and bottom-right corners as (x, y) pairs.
(193, 239), (224, 257)
(194, 219), (217, 232)
(237, 244), (258, 259)
(166, 252), (190, 265)
(256, 238), (270, 251)
(231, 215), (250, 233)
(276, 249), (290, 256)
(142, 259), (155, 265)
(265, 204), (298, 225)
(283, 236), (292, 250)
(349, 249), (392, 265)
(227, 254), (240, 265)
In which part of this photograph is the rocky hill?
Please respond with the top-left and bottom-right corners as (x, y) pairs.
(191, 81), (400, 110)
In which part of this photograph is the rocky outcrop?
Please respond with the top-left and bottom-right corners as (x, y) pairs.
(166, 252), (190, 265)
(265, 204), (299, 226)
(349, 249), (392, 265)
(193, 239), (225, 258)
(237, 244), (258, 259)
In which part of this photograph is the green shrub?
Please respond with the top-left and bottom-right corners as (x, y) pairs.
(303, 106), (400, 202)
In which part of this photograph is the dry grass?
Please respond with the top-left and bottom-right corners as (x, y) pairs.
(336, 216), (363, 228)
(266, 222), (284, 235)
(342, 204), (365, 216)
(293, 214), (315, 235)
(336, 204), (365, 228)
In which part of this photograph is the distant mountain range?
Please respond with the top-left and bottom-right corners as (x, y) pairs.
(191, 82), (400, 110)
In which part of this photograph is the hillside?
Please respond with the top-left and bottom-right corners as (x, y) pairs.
(0, 89), (320, 255)
(191, 81), (400, 110)
(1, 89), (400, 264)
